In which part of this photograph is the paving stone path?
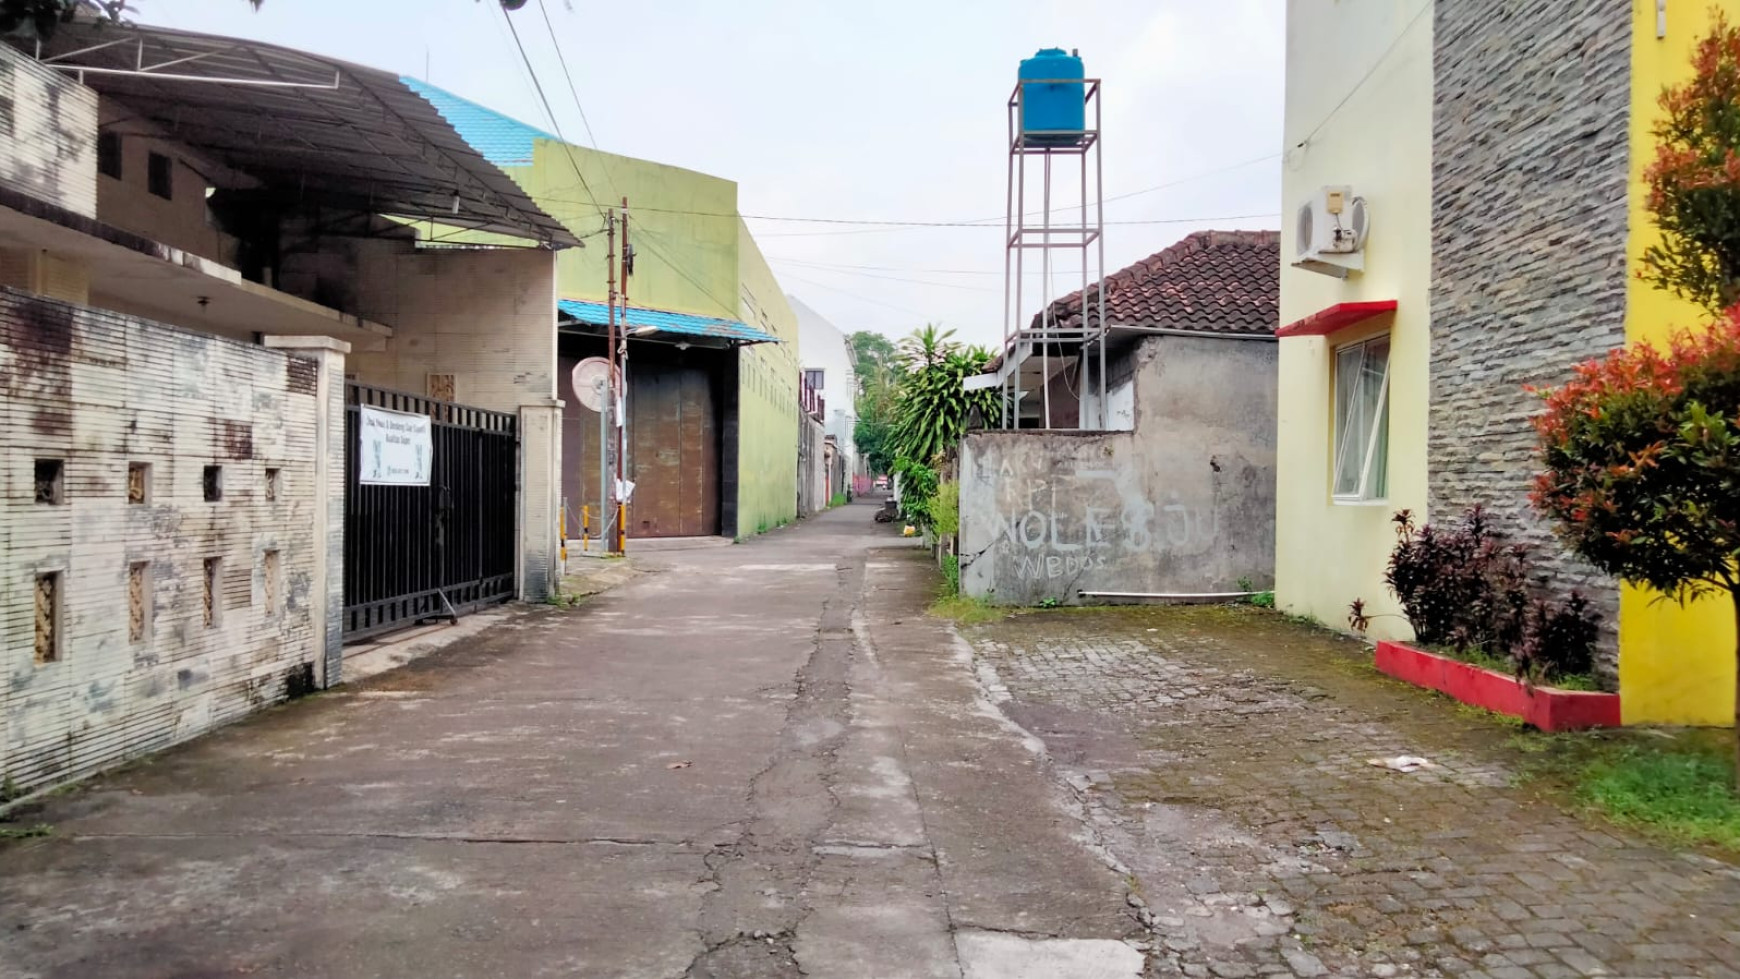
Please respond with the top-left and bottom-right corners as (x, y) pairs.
(967, 607), (1740, 979)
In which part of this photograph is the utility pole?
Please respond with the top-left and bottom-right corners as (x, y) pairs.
(616, 197), (632, 555)
(604, 213), (617, 554)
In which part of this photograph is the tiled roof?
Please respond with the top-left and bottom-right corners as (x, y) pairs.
(401, 77), (557, 169)
(558, 299), (780, 344)
(1036, 230), (1279, 335)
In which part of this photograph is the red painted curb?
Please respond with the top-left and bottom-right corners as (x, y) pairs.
(1374, 641), (1621, 732)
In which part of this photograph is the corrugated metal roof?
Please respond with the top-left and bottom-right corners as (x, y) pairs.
(558, 298), (779, 344)
(401, 78), (556, 169)
(15, 24), (576, 247)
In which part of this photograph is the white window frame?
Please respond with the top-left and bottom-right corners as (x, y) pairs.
(1331, 334), (1391, 503)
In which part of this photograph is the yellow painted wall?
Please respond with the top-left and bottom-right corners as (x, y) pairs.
(736, 221), (801, 535)
(1620, 0), (1739, 726)
(1274, 0), (1434, 638)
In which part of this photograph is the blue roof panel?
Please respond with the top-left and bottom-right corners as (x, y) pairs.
(400, 77), (556, 168)
(558, 299), (779, 344)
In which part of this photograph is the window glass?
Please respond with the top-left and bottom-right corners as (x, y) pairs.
(1333, 336), (1391, 501)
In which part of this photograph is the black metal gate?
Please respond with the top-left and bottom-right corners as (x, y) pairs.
(343, 382), (518, 640)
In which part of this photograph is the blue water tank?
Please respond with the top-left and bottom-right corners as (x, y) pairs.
(1018, 48), (1085, 145)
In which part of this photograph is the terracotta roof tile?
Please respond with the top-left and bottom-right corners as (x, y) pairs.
(1035, 230), (1279, 336)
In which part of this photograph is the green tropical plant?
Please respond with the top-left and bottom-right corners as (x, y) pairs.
(855, 410), (897, 477)
(941, 554), (961, 596)
(850, 330), (903, 475)
(892, 457), (939, 529)
(1532, 309), (1740, 787)
(931, 478), (960, 539)
(850, 330), (900, 389)
(887, 325), (1000, 467)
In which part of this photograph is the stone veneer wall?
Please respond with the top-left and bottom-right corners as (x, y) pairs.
(1429, 0), (1632, 676)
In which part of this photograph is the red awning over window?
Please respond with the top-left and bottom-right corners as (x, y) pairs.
(1276, 300), (1397, 339)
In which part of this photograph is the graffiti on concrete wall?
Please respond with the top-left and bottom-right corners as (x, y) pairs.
(986, 468), (1220, 580)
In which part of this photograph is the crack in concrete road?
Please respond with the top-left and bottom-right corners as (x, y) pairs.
(0, 507), (1150, 979)
(683, 561), (863, 979)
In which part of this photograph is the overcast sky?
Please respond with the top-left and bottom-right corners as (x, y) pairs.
(153, 0), (1284, 348)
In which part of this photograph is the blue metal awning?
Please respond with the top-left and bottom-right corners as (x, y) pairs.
(557, 299), (779, 345)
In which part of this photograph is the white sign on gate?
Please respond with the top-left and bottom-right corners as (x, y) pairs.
(359, 405), (432, 486)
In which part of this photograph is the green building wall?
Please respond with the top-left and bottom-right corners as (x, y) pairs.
(495, 137), (798, 537)
(735, 221), (800, 536)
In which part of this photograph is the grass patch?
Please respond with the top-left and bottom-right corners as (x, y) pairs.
(1235, 578), (1276, 609)
(1579, 746), (1740, 850)
(1511, 729), (1740, 854)
(0, 823), (51, 840)
(929, 593), (1011, 626)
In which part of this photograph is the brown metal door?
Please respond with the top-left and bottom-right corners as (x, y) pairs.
(628, 362), (718, 538)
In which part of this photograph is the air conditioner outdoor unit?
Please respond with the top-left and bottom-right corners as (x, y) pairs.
(1293, 185), (1368, 278)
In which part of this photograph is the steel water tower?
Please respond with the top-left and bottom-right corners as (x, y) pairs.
(993, 48), (1107, 429)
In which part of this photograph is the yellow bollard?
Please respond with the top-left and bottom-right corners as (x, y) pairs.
(559, 508), (567, 562)
(616, 502), (627, 555)
(581, 505), (590, 553)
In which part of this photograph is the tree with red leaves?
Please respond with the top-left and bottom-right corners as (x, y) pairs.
(1532, 312), (1740, 785)
(1643, 10), (1740, 312)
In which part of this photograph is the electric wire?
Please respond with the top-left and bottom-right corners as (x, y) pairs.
(531, 144), (1283, 230)
(768, 260), (998, 293)
(631, 226), (747, 320)
(497, 2), (608, 223)
(775, 271), (932, 318)
(1292, 0), (1431, 150)
(527, 198), (1279, 231)
(534, 0), (623, 205)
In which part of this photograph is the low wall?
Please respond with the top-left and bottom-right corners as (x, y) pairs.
(1, 289), (334, 793)
(959, 334), (1276, 605)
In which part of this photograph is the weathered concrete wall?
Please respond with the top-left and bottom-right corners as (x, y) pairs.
(1078, 356), (1137, 432)
(338, 242), (557, 408)
(0, 288), (330, 794)
(1429, 0), (1630, 668)
(93, 97), (240, 267)
(0, 250), (90, 306)
(960, 335), (1276, 604)
(797, 411), (825, 517)
(339, 242), (563, 599)
(0, 43), (97, 217)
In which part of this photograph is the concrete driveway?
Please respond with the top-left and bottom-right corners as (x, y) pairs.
(0, 503), (1144, 979)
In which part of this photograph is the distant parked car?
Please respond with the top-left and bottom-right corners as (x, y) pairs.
(874, 475), (889, 490)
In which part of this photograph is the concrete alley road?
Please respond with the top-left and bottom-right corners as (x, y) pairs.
(0, 502), (1146, 979)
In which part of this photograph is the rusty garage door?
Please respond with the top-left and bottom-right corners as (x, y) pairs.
(627, 361), (719, 537)
(560, 348), (721, 540)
